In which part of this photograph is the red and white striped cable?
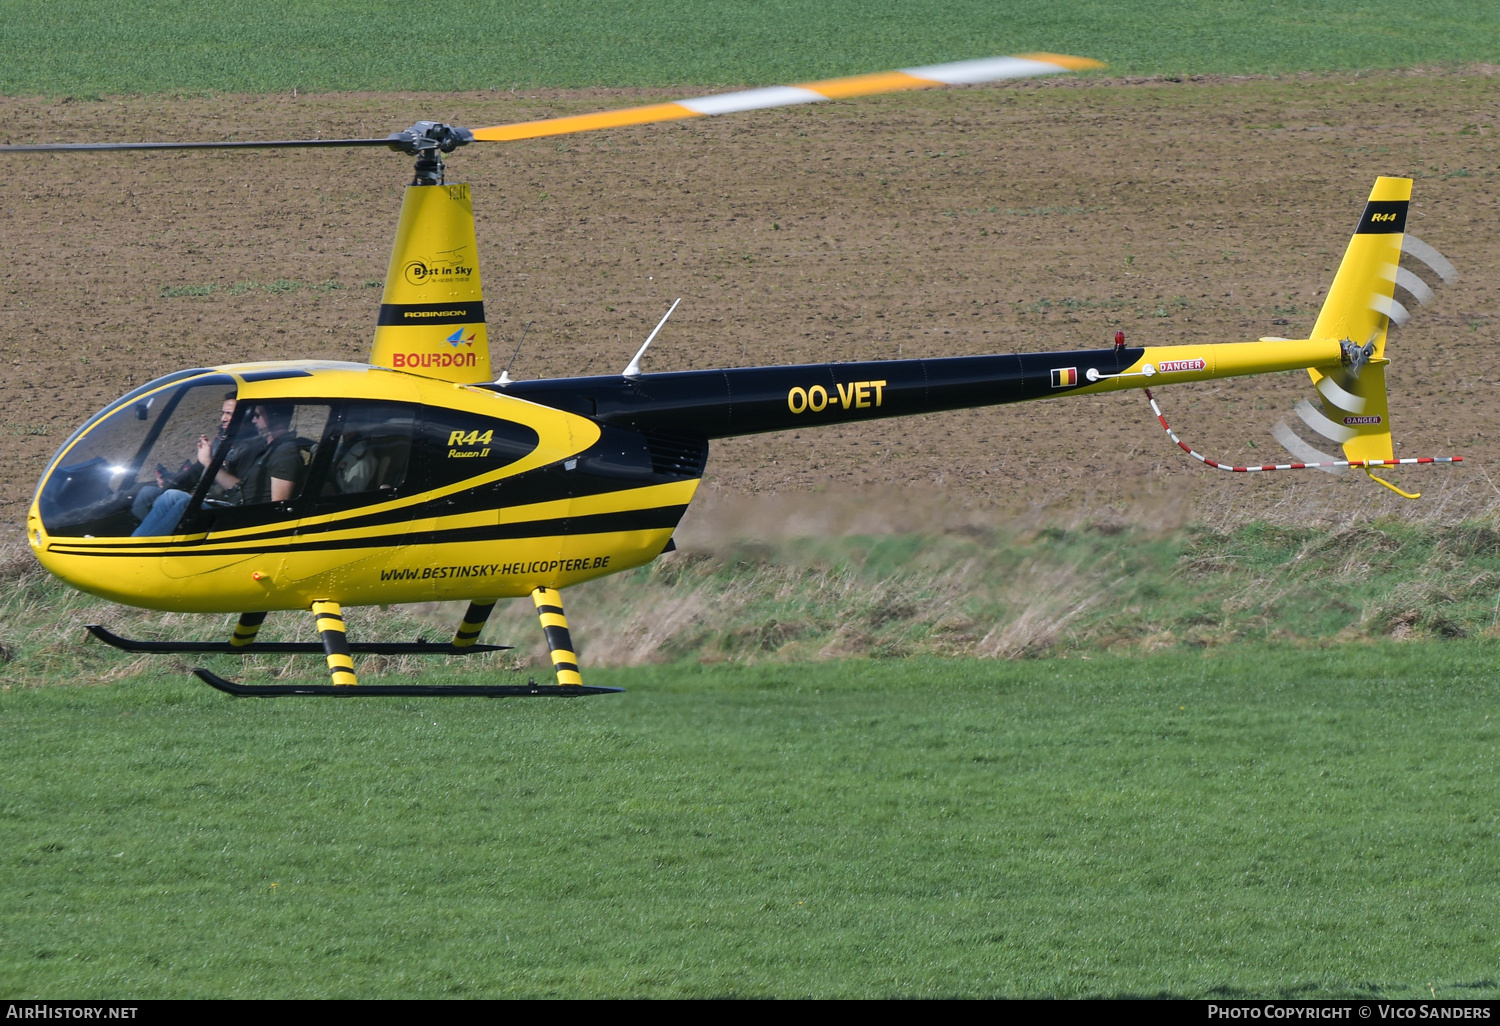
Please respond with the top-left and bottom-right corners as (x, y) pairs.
(1144, 388), (1462, 473)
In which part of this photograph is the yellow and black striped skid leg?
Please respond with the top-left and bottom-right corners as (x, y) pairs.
(533, 587), (584, 686)
(190, 598), (621, 696)
(230, 612), (267, 649)
(314, 601), (358, 687)
(452, 600), (497, 648)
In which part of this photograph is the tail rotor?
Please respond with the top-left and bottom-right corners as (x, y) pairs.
(1270, 177), (1458, 499)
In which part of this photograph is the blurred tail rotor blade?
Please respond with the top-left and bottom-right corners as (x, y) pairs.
(1294, 398), (1357, 444)
(1401, 235), (1458, 284)
(1316, 372), (1367, 414)
(471, 53), (1104, 143)
(1370, 292), (1411, 327)
(1273, 421), (1346, 475)
(1393, 265), (1434, 306)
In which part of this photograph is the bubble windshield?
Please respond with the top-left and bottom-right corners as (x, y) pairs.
(37, 375), (239, 537)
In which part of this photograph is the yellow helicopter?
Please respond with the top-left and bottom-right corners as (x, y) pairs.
(10, 54), (1460, 696)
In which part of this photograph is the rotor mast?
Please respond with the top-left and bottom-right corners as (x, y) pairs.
(368, 126), (492, 384)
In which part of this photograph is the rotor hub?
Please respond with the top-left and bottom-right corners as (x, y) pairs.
(385, 122), (474, 186)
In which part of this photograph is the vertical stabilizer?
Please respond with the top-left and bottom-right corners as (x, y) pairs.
(1306, 176), (1411, 465)
(370, 183), (492, 383)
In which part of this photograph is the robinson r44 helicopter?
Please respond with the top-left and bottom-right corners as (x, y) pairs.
(11, 53), (1461, 696)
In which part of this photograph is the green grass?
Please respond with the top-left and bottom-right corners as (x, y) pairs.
(475, 520), (1500, 663)
(5, 526), (1499, 995)
(2, 646), (1498, 997)
(3, 1), (1496, 96)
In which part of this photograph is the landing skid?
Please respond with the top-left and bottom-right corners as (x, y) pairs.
(87, 624), (509, 656)
(192, 668), (622, 697)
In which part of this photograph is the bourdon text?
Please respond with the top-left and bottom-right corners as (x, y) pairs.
(392, 351), (478, 369)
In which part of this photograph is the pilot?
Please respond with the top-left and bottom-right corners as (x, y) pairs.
(130, 396), (269, 537)
(131, 393), (241, 523)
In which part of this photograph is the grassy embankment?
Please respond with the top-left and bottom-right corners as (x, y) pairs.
(2, 0), (1494, 96)
(5, 521), (1500, 685)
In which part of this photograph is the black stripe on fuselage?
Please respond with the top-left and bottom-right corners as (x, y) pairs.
(62, 445), (692, 554)
(45, 505), (688, 560)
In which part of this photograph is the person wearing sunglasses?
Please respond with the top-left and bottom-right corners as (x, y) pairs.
(233, 403), (312, 506)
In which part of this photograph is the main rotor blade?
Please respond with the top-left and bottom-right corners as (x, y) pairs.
(471, 53), (1104, 142)
(0, 137), (394, 152)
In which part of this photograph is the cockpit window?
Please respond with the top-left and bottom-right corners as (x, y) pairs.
(320, 402), (415, 503)
(190, 402), (333, 533)
(37, 376), (237, 537)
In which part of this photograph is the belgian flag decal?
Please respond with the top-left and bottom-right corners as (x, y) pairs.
(1051, 367), (1079, 388)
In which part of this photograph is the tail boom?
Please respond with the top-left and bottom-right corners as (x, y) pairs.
(499, 336), (1343, 440)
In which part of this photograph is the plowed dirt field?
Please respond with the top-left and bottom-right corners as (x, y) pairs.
(3, 70), (1497, 540)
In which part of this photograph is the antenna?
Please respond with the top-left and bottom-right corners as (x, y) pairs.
(495, 321), (532, 385)
(623, 298), (681, 379)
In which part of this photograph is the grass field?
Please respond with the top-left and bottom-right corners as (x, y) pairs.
(2, 1), (1495, 96)
(2, 645), (1496, 998)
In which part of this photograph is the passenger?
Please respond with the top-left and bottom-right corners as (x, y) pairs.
(234, 404), (312, 506)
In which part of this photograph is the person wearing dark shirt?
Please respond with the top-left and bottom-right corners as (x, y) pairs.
(234, 404), (311, 505)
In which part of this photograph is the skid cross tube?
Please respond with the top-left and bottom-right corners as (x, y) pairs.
(452, 600), (498, 648)
(532, 587), (584, 687)
(313, 601), (357, 686)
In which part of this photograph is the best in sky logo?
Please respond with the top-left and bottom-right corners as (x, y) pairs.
(404, 245), (476, 287)
(446, 329), (477, 348)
